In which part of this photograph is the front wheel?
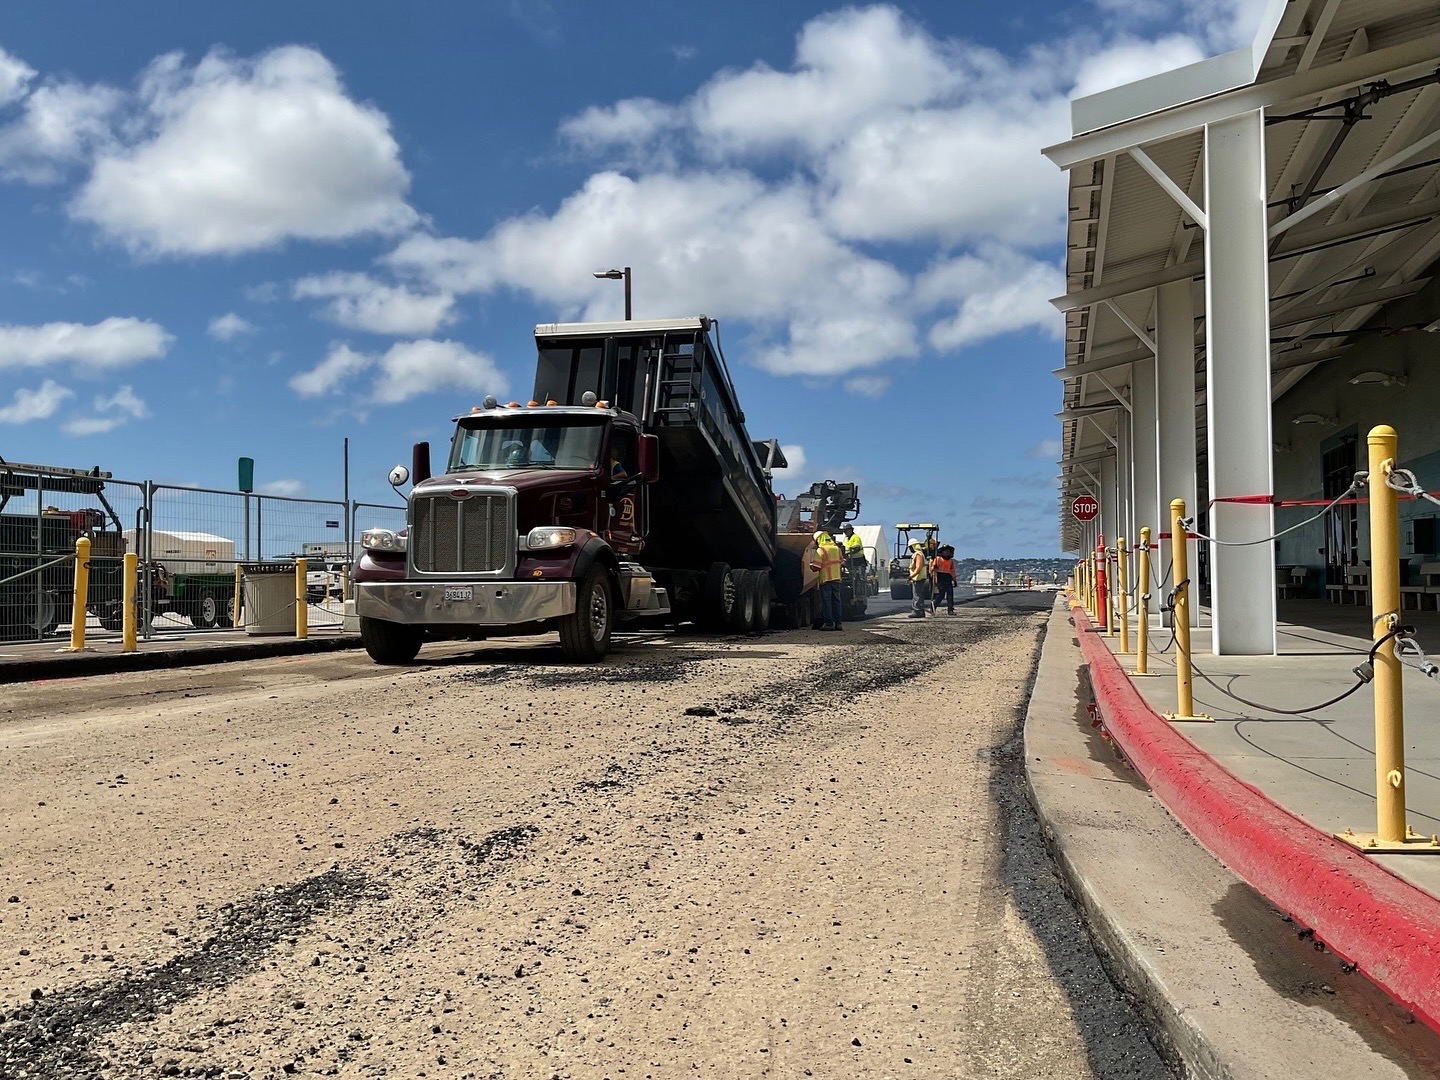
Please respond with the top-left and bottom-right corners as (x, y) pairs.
(890, 583), (912, 601)
(558, 565), (613, 662)
(360, 616), (423, 664)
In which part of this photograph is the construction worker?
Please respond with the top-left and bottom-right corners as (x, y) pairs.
(907, 540), (930, 619)
(932, 544), (957, 616)
(841, 523), (865, 564)
(809, 530), (844, 630)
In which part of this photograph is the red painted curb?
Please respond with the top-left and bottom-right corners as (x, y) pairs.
(1071, 605), (1440, 1034)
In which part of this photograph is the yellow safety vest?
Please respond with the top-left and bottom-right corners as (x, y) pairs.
(818, 542), (843, 584)
(844, 533), (864, 553)
(910, 552), (929, 582)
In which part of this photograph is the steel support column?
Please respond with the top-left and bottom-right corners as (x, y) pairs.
(1156, 278), (1198, 627)
(1132, 355), (1160, 611)
(1118, 412), (1134, 548)
(1205, 110), (1277, 655)
(1100, 456), (1118, 555)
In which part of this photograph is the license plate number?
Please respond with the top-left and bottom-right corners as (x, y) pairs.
(443, 586), (473, 602)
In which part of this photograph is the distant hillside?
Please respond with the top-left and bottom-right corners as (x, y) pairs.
(956, 557), (1075, 583)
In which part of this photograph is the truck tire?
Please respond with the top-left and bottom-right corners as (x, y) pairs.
(749, 570), (771, 633)
(558, 565), (613, 662)
(360, 616), (423, 664)
(191, 591), (222, 630)
(890, 582), (912, 601)
(704, 562), (737, 630)
(727, 569), (757, 634)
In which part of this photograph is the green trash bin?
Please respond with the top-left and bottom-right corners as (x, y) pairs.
(241, 562), (295, 636)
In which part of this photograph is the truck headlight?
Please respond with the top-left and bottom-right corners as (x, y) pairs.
(526, 526), (578, 551)
(361, 528), (407, 552)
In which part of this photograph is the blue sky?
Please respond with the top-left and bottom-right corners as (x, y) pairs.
(0, 0), (1264, 556)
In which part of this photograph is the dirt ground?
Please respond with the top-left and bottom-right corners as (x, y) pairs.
(0, 594), (1170, 1079)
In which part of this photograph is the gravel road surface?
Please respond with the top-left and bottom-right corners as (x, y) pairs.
(0, 593), (1170, 1079)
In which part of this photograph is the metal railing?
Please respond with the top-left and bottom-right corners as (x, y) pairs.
(0, 465), (395, 648)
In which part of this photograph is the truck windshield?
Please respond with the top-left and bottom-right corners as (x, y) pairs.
(451, 420), (605, 470)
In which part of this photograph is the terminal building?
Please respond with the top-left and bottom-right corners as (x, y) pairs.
(1044, 0), (1440, 655)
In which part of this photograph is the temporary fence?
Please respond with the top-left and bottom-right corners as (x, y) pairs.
(0, 460), (396, 648)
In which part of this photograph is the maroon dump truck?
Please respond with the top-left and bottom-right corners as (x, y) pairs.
(353, 316), (807, 663)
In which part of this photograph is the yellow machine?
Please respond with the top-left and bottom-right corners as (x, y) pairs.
(886, 523), (939, 601)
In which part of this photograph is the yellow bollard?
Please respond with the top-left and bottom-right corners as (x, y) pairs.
(234, 564), (245, 629)
(1165, 500), (1210, 721)
(1117, 537), (1131, 654)
(69, 535), (91, 651)
(1087, 552), (1097, 621)
(295, 558), (308, 640)
(1337, 425), (1439, 853)
(1136, 528), (1153, 675)
(121, 552), (137, 653)
(341, 564), (351, 604)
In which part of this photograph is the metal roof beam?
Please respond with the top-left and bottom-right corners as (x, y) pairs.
(1127, 147), (1208, 229)
(1269, 127), (1440, 238)
(1043, 32), (1440, 168)
(1269, 278), (1428, 329)
(1051, 193), (1440, 311)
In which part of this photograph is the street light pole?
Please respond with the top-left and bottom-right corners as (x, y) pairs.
(592, 266), (632, 320)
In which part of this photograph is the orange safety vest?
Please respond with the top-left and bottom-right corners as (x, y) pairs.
(933, 557), (955, 578)
(817, 541), (843, 584)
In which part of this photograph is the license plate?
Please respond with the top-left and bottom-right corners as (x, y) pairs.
(443, 586), (473, 602)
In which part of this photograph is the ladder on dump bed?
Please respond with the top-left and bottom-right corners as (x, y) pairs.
(652, 345), (702, 422)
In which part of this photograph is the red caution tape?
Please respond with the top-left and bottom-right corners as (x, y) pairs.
(1210, 491), (1440, 508)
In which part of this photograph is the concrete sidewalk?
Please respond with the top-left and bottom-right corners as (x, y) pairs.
(0, 626), (361, 683)
(1031, 601), (1440, 1080)
(1110, 602), (1440, 900)
(1025, 601), (1440, 1078)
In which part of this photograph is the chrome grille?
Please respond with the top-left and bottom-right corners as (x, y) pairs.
(412, 491), (511, 574)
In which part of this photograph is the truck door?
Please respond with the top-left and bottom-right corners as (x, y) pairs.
(605, 429), (645, 556)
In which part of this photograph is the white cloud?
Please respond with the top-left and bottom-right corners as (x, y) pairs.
(388, 170), (915, 377)
(207, 312), (255, 340)
(289, 343), (370, 398)
(919, 249), (1065, 349)
(72, 46), (417, 255)
(62, 383), (149, 436)
(0, 317), (172, 370)
(774, 443), (807, 475)
(0, 46), (35, 107)
(371, 339), (505, 405)
(560, 98), (679, 148)
(375, 5), (1225, 385)
(1026, 439), (1062, 459)
(289, 338), (505, 404)
(1072, 35), (1208, 99)
(62, 415), (124, 436)
(691, 6), (966, 155)
(95, 384), (148, 418)
(0, 80), (122, 184)
(844, 375), (890, 398)
(293, 272), (455, 336)
(0, 380), (72, 423)
(259, 478), (304, 497)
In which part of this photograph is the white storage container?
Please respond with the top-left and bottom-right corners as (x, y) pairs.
(125, 529), (236, 574)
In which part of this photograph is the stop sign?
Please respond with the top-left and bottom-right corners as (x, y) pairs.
(1071, 495), (1099, 521)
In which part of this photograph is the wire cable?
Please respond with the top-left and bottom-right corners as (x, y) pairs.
(1182, 478), (1362, 548)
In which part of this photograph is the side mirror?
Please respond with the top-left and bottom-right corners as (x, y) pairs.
(388, 465), (410, 489)
(411, 441), (432, 485)
(639, 433), (660, 484)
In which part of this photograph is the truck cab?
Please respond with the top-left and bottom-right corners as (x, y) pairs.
(353, 398), (667, 663)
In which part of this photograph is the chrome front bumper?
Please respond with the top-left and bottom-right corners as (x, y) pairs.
(355, 580), (575, 626)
